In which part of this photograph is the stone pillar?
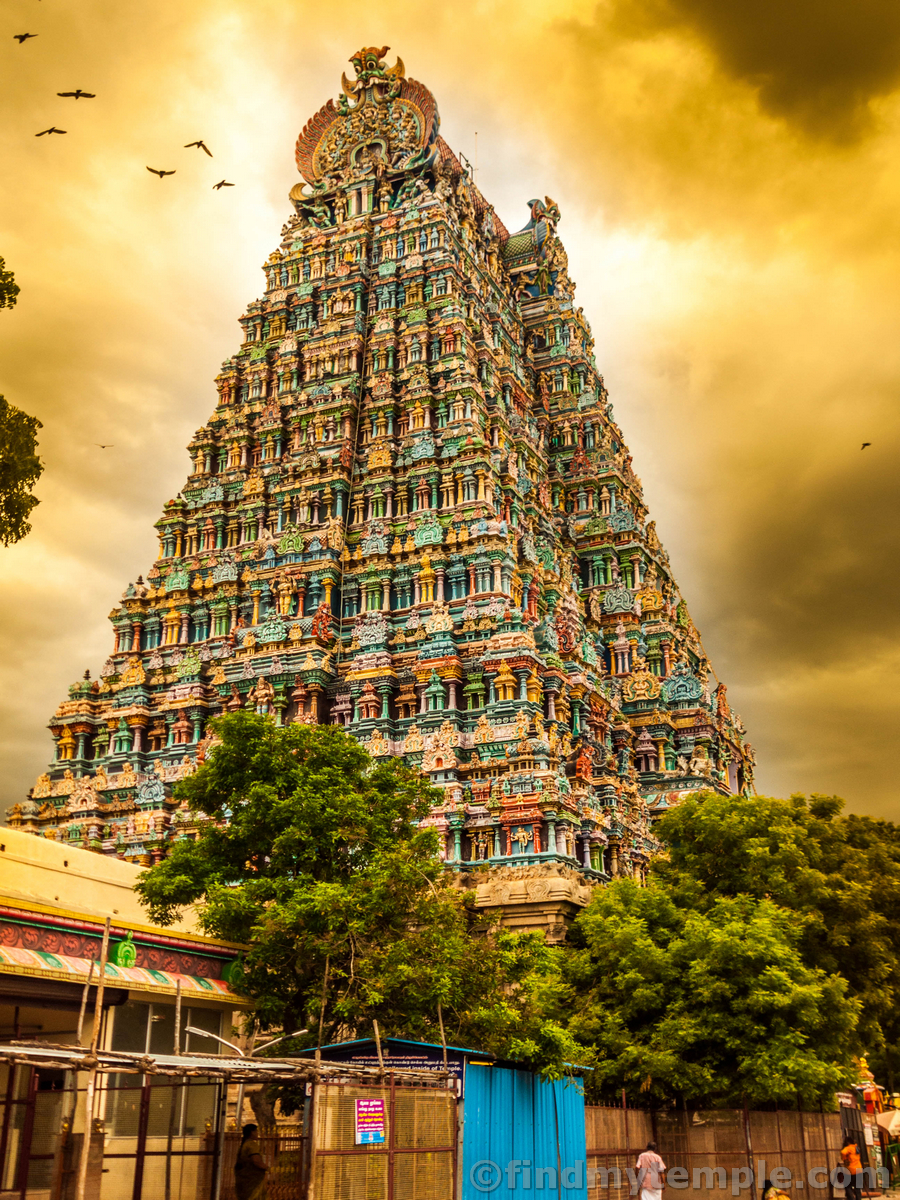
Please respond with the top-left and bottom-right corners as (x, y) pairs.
(655, 737), (667, 772)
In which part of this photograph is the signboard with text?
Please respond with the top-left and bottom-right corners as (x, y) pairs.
(355, 1097), (386, 1145)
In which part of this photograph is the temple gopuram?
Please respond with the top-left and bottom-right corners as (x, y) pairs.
(8, 47), (754, 936)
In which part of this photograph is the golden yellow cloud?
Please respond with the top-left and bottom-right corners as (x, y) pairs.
(1, 0), (897, 818)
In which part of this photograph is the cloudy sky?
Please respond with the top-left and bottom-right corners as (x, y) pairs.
(1, 0), (898, 821)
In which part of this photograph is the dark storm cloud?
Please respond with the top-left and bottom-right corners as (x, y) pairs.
(608, 0), (900, 138)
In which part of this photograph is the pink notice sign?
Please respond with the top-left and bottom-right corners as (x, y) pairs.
(355, 1097), (386, 1145)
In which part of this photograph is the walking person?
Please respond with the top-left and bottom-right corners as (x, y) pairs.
(235, 1123), (268, 1200)
(840, 1134), (864, 1200)
(635, 1141), (667, 1200)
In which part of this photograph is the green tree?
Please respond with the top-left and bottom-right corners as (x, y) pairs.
(136, 713), (582, 1081)
(563, 877), (858, 1107)
(0, 257), (19, 310)
(0, 396), (43, 546)
(652, 792), (900, 1073)
(0, 257), (43, 545)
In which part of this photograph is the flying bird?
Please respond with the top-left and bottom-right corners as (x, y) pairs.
(95, 444), (114, 449)
(146, 167), (175, 178)
(57, 90), (95, 99)
(213, 179), (234, 189)
(861, 442), (872, 450)
(35, 127), (66, 136)
(185, 139), (212, 157)
(14, 33), (38, 43)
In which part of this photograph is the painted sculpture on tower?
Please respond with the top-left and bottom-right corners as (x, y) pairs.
(10, 49), (754, 901)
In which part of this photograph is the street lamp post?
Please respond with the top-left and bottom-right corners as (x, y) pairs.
(183, 1026), (308, 1131)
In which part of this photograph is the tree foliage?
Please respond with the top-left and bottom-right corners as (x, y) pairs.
(0, 257), (19, 311)
(653, 791), (900, 1068)
(0, 258), (43, 546)
(136, 714), (584, 1084)
(558, 790), (900, 1106)
(0, 396), (43, 546)
(562, 877), (858, 1107)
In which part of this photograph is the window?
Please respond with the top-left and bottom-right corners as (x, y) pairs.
(107, 1001), (222, 1138)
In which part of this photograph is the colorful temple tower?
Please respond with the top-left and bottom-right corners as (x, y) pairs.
(9, 48), (754, 936)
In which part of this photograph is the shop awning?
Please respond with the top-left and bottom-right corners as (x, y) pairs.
(0, 945), (241, 1004)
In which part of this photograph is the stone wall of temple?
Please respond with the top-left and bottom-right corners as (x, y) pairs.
(8, 47), (755, 936)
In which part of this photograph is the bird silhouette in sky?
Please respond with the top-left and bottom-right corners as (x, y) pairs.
(57, 90), (95, 100)
(14, 33), (38, 43)
(35, 127), (66, 136)
(862, 442), (872, 450)
(96, 444), (114, 450)
(185, 140), (212, 157)
(213, 179), (234, 189)
(147, 167), (175, 178)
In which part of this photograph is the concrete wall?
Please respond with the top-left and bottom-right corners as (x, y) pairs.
(0, 825), (198, 934)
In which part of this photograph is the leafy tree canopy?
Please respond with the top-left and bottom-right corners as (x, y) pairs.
(0, 257), (19, 311)
(0, 396), (43, 546)
(652, 791), (900, 1066)
(563, 877), (859, 1107)
(136, 713), (584, 1086)
(0, 258), (42, 546)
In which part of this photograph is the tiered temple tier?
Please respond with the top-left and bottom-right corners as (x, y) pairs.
(10, 49), (753, 926)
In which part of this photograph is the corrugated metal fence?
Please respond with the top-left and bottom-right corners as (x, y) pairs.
(462, 1064), (588, 1200)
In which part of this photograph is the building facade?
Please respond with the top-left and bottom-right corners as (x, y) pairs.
(9, 48), (754, 927)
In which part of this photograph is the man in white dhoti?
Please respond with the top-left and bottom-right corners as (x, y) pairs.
(635, 1141), (667, 1200)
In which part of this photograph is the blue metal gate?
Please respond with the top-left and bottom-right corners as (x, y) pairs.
(461, 1063), (587, 1200)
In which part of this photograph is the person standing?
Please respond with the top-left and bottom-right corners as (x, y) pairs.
(636, 1140), (667, 1200)
(840, 1134), (864, 1200)
(235, 1122), (268, 1200)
